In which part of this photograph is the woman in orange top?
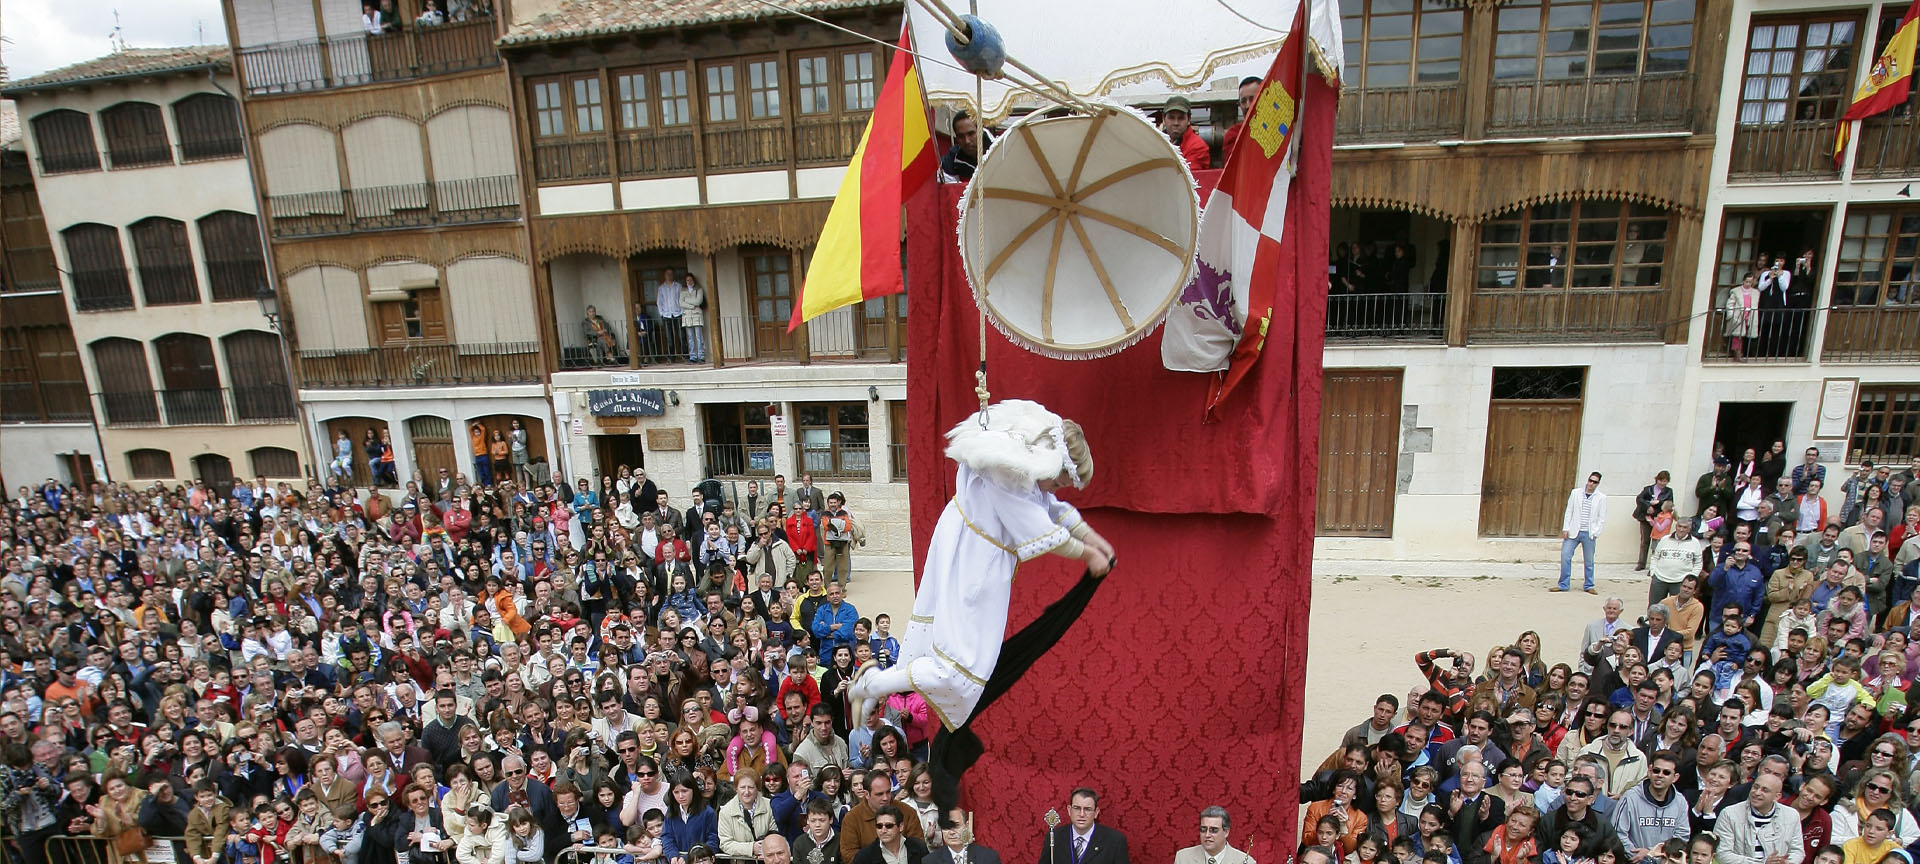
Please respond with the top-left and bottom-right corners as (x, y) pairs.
(489, 431), (511, 488)
(1482, 804), (1540, 864)
(487, 578), (530, 641)
(471, 422), (492, 485)
(1301, 771), (1370, 858)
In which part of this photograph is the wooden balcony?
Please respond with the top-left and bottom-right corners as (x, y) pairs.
(1822, 304), (1920, 362)
(1729, 120), (1842, 182)
(1466, 285), (1668, 343)
(0, 380), (92, 423)
(238, 16), (499, 96)
(1333, 84), (1465, 143)
(536, 114), (870, 184)
(267, 176), (518, 238)
(1487, 72), (1692, 136)
(1851, 113), (1920, 179)
(296, 342), (541, 388)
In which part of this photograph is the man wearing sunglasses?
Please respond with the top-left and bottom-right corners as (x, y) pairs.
(1614, 751), (1688, 862)
(852, 804), (929, 864)
(1539, 775), (1612, 847)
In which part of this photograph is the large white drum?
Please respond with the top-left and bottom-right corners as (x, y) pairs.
(959, 105), (1198, 359)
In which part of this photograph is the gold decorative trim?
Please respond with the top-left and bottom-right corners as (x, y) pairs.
(909, 614), (935, 624)
(1479, 189), (1701, 223)
(952, 499), (1018, 556)
(906, 663), (958, 732)
(931, 644), (988, 687)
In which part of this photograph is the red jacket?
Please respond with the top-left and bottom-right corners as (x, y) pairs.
(779, 669), (821, 711)
(1173, 127), (1209, 174)
(785, 514), (817, 559)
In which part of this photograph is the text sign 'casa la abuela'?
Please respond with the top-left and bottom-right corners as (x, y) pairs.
(586, 389), (666, 417)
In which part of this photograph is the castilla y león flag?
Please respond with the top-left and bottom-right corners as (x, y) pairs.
(790, 25), (936, 331)
(1836, 0), (1919, 166)
(1159, 1), (1312, 420)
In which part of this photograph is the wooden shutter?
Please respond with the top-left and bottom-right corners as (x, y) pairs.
(375, 301), (410, 344)
(30, 110), (100, 173)
(153, 334), (219, 390)
(199, 211), (266, 301)
(91, 338), (158, 424)
(416, 286), (448, 341)
(63, 224), (133, 310)
(174, 94), (243, 161)
(100, 103), (170, 168)
(130, 218), (200, 305)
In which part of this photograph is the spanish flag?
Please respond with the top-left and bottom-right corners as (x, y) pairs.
(1836, 0), (1920, 167)
(789, 26), (936, 331)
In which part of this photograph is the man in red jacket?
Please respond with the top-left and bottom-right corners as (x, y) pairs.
(1221, 75), (1263, 157)
(1161, 95), (1210, 174)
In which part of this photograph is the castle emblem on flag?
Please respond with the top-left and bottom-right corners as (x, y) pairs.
(1249, 80), (1297, 158)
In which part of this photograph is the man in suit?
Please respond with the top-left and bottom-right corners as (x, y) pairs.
(1172, 806), (1252, 864)
(375, 720), (433, 775)
(1578, 597), (1628, 673)
(490, 753), (563, 857)
(1041, 788), (1129, 864)
(1629, 604), (1682, 670)
(927, 807), (1001, 864)
(853, 804), (929, 864)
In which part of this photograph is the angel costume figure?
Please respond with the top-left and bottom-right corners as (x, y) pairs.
(850, 400), (1115, 818)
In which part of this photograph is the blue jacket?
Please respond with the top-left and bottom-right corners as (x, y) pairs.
(812, 602), (859, 655)
(1710, 561), (1766, 620)
(662, 807), (719, 862)
(771, 790), (828, 841)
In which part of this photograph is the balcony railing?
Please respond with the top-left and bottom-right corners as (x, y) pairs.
(1729, 120), (1842, 182)
(800, 443), (872, 480)
(1326, 292), (1448, 342)
(0, 380), (92, 423)
(718, 316), (802, 363)
(238, 16), (499, 96)
(296, 341), (541, 388)
(1822, 303), (1920, 362)
(1466, 285), (1668, 343)
(1334, 83), (1466, 143)
(70, 268), (136, 312)
(108, 141), (174, 170)
(1702, 305), (1816, 363)
(38, 148), (101, 175)
(701, 442), (775, 477)
(208, 259), (267, 302)
(179, 136), (245, 163)
(888, 443), (907, 481)
(93, 386), (292, 428)
(1487, 73), (1692, 135)
(558, 333), (630, 370)
(268, 176), (518, 238)
(537, 114), (871, 184)
(138, 263), (201, 306)
(1851, 113), (1920, 179)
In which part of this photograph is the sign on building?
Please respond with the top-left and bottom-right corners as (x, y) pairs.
(587, 389), (667, 417)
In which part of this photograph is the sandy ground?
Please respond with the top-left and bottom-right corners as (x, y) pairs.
(843, 556), (1643, 775)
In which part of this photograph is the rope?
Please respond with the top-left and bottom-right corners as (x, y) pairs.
(974, 40), (993, 430)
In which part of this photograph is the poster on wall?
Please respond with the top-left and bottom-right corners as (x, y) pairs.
(1814, 377), (1858, 441)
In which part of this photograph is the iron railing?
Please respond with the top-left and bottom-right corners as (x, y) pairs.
(107, 140), (174, 169)
(45, 834), (191, 864)
(558, 333), (630, 370)
(537, 114), (869, 183)
(1326, 291), (1447, 342)
(238, 16), (499, 95)
(1702, 304), (1816, 363)
(718, 316), (800, 363)
(70, 267), (136, 311)
(95, 385), (294, 427)
(38, 148), (101, 174)
(702, 442), (776, 477)
(296, 341), (541, 388)
(137, 263), (201, 306)
(0, 380), (93, 422)
(179, 135), (245, 163)
(889, 442), (907, 481)
(799, 442), (872, 480)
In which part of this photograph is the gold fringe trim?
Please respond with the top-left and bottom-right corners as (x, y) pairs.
(1480, 189), (1701, 222)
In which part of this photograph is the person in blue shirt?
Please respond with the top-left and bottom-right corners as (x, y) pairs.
(660, 777), (718, 864)
(810, 583), (858, 660)
(1709, 542), (1766, 631)
(869, 614), (900, 669)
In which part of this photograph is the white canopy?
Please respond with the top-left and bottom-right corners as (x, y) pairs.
(906, 0), (1345, 122)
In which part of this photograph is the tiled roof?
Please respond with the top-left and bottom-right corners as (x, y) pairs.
(501, 0), (895, 46)
(3, 46), (232, 95)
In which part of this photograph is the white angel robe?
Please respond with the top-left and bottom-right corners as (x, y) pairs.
(863, 462), (1084, 729)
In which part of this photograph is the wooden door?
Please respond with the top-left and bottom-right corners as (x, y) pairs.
(1317, 370), (1402, 537)
(194, 454), (236, 498)
(61, 452), (97, 489)
(747, 250), (794, 358)
(408, 416), (457, 484)
(1479, 399), (1584, 537)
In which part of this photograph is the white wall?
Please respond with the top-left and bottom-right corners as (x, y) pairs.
(0, 424), (102, 485)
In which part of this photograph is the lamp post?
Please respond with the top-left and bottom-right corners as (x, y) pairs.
(256, 283), (317, 482)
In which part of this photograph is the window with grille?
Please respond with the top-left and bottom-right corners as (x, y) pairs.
(1493, 0), (1692, 80)
(796, 401), (870, 478)
(250, 446), (300, 477)
(1737, 14), (1861, 124)
(703, 403), (775, 476)
(795, 55), (831, 114)
(1338, 0), (1464, 87)
(173, 93), (243, 161)
(1852, 386), (1920, 465)
(127, 448), (175, 479)
(842, 50), (877, 111)
(31, 110), (100, 174)
(100, 102), (172, 168)
(1491, 366), (1586, 400)
(199, 211), (266, 302)
(62, 224), (134, 311)
(705, 64), (739, 123)
(1832, 206), (1920, 307)
(1476, 200), (1670, 290)
(129, 218), (200, 306)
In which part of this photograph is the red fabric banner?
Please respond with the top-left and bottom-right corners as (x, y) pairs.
(901, 71), (1337, 863)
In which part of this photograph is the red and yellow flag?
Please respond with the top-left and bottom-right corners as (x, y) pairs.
(1836, 0), (1920, 166)
(789, 26), (936, 331)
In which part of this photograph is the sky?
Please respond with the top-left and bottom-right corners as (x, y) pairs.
(3, 0), (227, 81)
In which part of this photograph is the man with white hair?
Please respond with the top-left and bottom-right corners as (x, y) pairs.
(488, 752), (561, 857)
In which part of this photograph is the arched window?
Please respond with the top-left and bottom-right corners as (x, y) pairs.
(30, 110), (99, 173)
(173, 93), (243, 161)
(129, 217), (200, 305)
(126, 449), (175, 479)
(91, 337), (157, 425)
(199, 211), (267, 301)
(249, 446), (300, 477)
(62, 224), (133, 311)
(222, 330), (295, 421)
(100, 102), (172, 168)
(153, 333), (225, 425)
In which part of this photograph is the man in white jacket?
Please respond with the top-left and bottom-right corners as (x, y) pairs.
(1556, 471), (1609, 595)
(1712, 773), (1803, 864)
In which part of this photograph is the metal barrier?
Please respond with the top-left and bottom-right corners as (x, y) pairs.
(556, 843), (756, 864)
(41, 834), (189, 864)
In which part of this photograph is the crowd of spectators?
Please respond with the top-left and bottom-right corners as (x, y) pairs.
(1303, 446), (1920, 864)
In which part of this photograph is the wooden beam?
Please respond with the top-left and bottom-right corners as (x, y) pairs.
(1445, 219), (1476, 347)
